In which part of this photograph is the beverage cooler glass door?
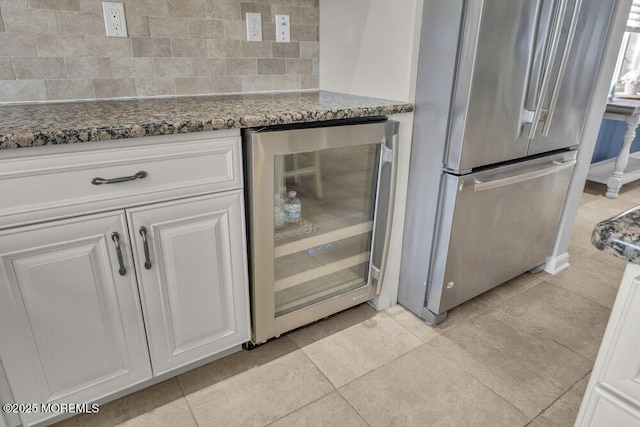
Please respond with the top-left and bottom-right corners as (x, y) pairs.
(245, 120), (398, 344)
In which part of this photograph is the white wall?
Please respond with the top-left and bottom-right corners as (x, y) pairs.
(319, 0), (423, 102)
(319, 0), (423, 310)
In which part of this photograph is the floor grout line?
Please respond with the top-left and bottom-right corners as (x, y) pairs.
(297, 346), (339, 390)
(450, 302), (491, 328)
(384, 307), (440, 343)
(428, 307), (594, 422)
(296, 318), (434, 425)
(383, 306), (458, 354)
(335, 386), (374, 427)
(263, 391), (333, 426)
(297, 309), (426, 388)
(529, 370), (592, 422)
(493, 305), (597, 363)
(262, 350), (337, 426)
(175, 375), (200, 427)
(422, 340), (533, 424)
(399, 305), (539, 422)
(545, 275), (618, 312)
(477, 275), (547, 309)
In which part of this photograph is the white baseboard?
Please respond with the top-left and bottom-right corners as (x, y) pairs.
(544, 252), (571, 275)
(370, 293), (395, 311)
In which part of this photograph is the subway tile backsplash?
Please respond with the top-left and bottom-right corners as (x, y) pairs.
(0, 0), (319, 102)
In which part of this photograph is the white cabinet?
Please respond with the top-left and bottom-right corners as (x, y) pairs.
(127, 192), (250, 375)
(0, 212), (152, 427)
(576, 263), (640, 426)
(0, 130), (250, 426)
(0, 360), (19, 427)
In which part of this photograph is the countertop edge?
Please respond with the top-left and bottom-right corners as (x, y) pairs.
(592, 206), (640, 264)
(0, 93), (414, 150)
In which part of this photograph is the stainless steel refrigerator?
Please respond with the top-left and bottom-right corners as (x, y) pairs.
(399, 0), (617, 323)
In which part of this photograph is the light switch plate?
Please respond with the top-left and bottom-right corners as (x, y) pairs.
(275, 15), (290, 43)
(102, 2), (127, 37)
(246, 13), (262, 42)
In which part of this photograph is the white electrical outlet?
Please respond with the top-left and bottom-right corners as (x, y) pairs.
(102, 2), (127, 37)
(246, 12), (262, 42)
(275, 15), (290, 43)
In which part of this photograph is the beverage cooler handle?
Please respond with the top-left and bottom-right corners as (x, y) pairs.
(372, 131), (399, 295)
(542, 0), (583, 136)
(529, 0), (568, 140)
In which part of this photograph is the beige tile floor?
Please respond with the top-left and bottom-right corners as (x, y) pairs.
(54, 180), (639, 427)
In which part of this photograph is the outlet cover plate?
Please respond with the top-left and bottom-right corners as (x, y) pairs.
(246, 12), (262, 42)
(275, 15), (290, 43)
(102, 2), (127, 37)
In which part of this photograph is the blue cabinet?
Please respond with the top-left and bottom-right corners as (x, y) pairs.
(592, 118), (640, 163)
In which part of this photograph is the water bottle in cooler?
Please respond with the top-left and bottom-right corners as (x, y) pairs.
(274, 188), (286, 229)
(285, 191), (301, 224)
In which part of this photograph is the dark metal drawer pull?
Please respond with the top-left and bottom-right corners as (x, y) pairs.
(91, 171), (147, 185)
(111, 232), (126, 276)
(139, 226), (152, 270)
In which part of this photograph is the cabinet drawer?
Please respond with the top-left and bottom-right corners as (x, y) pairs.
(0, 130), (242, 229)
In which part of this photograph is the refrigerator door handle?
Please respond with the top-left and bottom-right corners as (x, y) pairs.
(371, 131), (399, 294)
(542, 0), (583, 136)
(524, 0), (555, 113)
(528, 0), (569, 140)
(473, 159), (575, 192)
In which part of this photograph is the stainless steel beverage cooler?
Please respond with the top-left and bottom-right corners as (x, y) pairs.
(244, 120), (398, 344)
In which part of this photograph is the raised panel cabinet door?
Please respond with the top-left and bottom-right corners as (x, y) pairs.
(0, 211), (152, 427)
(0, 360), (19, 427)
(576, 263), (640, 426)
(127, 191), (250, 375)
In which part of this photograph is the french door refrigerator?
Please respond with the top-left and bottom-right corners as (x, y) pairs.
(399, 0), (617, 324)
(244, 120), (398, 344)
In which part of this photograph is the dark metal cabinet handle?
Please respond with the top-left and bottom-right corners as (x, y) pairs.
(139, 226), (152, 270)
(111, 232), (126, 276)
(91, 171), (147, 185)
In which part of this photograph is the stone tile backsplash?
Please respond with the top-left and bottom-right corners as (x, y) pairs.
(0, 0), (319, 102)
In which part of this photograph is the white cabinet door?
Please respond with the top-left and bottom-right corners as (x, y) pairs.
(127, 191), (250, 375)
(0, 360), (19, 427)
(576, 263), (640, 426)
(0, 212), (152, 426)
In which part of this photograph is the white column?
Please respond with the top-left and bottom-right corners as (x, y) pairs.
(544, 0), (632, 275)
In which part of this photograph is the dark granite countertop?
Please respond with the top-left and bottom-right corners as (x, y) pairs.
(0, 91), (413, 150)
(592, 206), (640, 264)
